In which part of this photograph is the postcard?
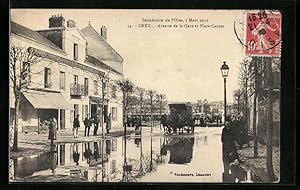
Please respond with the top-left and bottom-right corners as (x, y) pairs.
(9, 9), (281, 183)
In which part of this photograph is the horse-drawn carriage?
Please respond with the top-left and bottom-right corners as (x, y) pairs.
(161, 102), (195, 134)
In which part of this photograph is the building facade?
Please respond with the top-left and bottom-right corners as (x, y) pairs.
(10, 15), (124, 133)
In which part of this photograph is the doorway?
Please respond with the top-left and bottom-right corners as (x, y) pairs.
(91, 104), (97, 118)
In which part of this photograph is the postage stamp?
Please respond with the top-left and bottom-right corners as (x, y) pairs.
(245, 10), (282, 57)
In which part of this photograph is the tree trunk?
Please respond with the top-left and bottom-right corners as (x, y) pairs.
(253, 58), (259, 158)
(12, 97), (20, 152)
(245, 78), (250, 147)
(253, 92), (258, 157)
(266, 57), (275, 181)
(123, 92), (127, 136)
(150, 98), (153, 133)
(140, 97), (143, 133)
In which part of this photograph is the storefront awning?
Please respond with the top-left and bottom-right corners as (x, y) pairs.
(23, 90), (73, 110)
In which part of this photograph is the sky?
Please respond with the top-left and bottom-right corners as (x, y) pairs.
(11, 9), (247, 103)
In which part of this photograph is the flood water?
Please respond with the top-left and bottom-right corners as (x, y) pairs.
(10, 127), (225, 183)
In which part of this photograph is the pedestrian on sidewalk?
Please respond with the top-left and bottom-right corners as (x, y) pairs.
(229, 159), (246, 183)
(127, 115), (132, 128)
(73, 114), (80, 138)
(135, 116), (142, 134)
(84, 114), (92, 136)
(132, 116), (137, 130)
(48, 117), (57, 145)
(106, 113), (111, 134)
(93, 114), (100, 136)
(221, 117), (236, 174)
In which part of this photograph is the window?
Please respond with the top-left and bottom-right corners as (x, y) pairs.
(74, 75), (78, 84)
(74, 43), (78, 61)
(111, 107), (117, 121)
(94, 80), (98, 95)
(44, 67), (51, 88)
(84, 78), (89, 95)
(85, 105), (89, 117)
(59, 71), (65, 90)
(111, 85), (117, 99)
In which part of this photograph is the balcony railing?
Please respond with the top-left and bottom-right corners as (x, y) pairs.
(70, 83), (87, 96)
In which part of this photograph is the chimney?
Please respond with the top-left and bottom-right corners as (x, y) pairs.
(100, 26), (107, 40)
(67, 19), (76, 28)
(49, 14), (65, 28)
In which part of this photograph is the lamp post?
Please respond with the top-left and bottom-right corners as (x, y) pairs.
(220, 61), (229, 124)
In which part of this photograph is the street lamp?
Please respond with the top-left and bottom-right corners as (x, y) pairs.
(220, 61), (229, 124)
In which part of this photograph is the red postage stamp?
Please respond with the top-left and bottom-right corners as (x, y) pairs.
(245, 10), (282, 57)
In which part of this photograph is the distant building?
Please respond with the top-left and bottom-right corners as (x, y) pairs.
(10, 15), (123, 132)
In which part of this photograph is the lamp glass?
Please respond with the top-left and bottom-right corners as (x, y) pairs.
(220, 62), (229, 78)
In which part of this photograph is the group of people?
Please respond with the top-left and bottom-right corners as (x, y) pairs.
(221, 114), (248, 182)
(125, 115), (142, 133)
(73, 113), (112, 138)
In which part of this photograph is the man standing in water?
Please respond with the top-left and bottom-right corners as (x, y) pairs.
(84, 114), (92, 136)
(73, 114), (80, 138)
(93, 114), (100, 136)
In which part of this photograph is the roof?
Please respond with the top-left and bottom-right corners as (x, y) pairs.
(85, 55), (122, 75)
(10, 21), (62, 51)
(168, 101), (192, 105)
(81, 25), (123, 62)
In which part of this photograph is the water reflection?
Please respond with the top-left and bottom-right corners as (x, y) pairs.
(10, 145), (58, 179)
(83, 143), (92, 164)
(161, 137), (195, 164)
(72, 143), (80, 165)
(10, 128), (226, 182)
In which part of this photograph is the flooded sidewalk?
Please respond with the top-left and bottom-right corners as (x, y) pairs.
(10, 125), (136, 159)
(9, 127), (227, 183)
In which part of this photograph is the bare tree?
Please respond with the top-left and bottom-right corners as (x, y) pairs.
(239, 58), (255, 147)
(248, 57), (266, 158)
(202, 99), (211, 116)
(147, 90), (157, 133)
(135, 87), (147, 132)
(10, 45), (42, 151)
(156, 94), (167, 130)
(192, 100), (203, 113)
(92, 73), (111, 137)
(116, 78), (134, 135)
(233, 89), (243, 114)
